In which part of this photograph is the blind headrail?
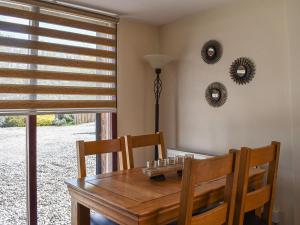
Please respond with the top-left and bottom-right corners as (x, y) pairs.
(9, 0), (119, 23)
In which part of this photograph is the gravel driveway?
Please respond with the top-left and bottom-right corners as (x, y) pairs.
(0, 123), (96, 225)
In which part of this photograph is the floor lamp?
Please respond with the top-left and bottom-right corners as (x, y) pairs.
(144, 54), (173, 159)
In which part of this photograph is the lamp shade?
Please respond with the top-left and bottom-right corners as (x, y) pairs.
(144, 54), (173, 69)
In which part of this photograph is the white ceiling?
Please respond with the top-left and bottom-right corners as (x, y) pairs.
(59, 0), (237, 25)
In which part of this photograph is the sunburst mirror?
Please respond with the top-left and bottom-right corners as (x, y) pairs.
(205, 82), (227, 107)
(230, 57), (255, 85)
(201, 40), (222, 64)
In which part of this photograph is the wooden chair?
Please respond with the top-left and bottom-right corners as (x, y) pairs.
(177, 151), (241, 225)
(77, 137), (127, 178)
(234, 141), (280, 225)
(76, 137), (128, 225)
(126, 132), (167, 168)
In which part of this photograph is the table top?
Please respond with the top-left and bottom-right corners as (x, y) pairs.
(65, 167), (264, 218)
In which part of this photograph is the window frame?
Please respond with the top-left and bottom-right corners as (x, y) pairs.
(25, 113), (117, 225)
(0, 1), (118, 224)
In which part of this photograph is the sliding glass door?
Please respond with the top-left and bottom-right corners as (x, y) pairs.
(0, 115), (27, 225)
(0, 113), (114, 224)
(0, 1), (117, 224)
(36, 113), (96, 225)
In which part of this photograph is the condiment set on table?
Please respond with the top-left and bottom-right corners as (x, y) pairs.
(142, 154), (194, 180)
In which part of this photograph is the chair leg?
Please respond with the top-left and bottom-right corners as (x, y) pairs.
(263, 203), (273, 225)
(71, 198), (90, 225)
(255, 207), (262, 218)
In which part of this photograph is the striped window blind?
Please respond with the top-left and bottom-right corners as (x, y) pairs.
(0, 0), (118, 114)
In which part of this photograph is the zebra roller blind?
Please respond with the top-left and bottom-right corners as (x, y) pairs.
(0, 0), (118, 114)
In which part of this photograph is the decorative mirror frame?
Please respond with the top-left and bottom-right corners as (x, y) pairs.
(230, 57), (255, 85)
(201, 40), (222, 64)
(205, 82), (227, 107)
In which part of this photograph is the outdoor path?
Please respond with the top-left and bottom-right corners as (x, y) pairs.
(0, 123), (96, 225)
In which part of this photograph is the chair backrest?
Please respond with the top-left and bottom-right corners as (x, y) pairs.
(76, 137), (127, 178)
(178, 151), (240, 225)
(126, 132), (167, 168)
(234, 141), (280, 225)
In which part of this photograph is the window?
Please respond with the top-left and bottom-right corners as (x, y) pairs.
(0, 116), (26, 225)
(0, 1), (118, 224)
(37, 114), (97, 225)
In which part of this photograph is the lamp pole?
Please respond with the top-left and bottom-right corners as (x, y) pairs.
(144, 54), (173, 160)
(154, 68), (162, 160)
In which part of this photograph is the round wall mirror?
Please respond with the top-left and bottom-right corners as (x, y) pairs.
(207, 47), (216, 58)
(230, 57), (255, 85)
(201, 40), (222, 64)
(205, 82), (227, 107)
(211, 89), (221, 101)
(237, 65), (247, 77)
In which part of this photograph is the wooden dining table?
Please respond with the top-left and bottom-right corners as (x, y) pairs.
(65, 166), (264, 225)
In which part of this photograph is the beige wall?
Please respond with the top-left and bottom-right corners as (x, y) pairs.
(159, 0), (294, 224)
(117, 1), (299, 223)
(286, 0), (300, 223)
(118, 19), (159, 166)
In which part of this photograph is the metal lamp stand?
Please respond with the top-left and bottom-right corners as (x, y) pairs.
(154, 68), (162, 160)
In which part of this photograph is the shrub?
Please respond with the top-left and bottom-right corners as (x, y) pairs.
(37, 115), (55, 126)
(0, 117), (5, 127)
(63, 114), (74, 124)
(0, 114), (74, 127)
(1, 116), (26, 127)
(53, 118), (67, 126)
(53, 114), (74, 126)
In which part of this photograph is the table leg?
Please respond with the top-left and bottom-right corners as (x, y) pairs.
(71, 198), (90, 225)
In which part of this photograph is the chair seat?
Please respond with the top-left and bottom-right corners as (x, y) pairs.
(167, 202), (222, 225)
(91, 213), (119, 225)
(244, 211), (266, 225)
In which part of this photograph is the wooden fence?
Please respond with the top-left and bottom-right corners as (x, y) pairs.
(73, 113), (95, 124)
